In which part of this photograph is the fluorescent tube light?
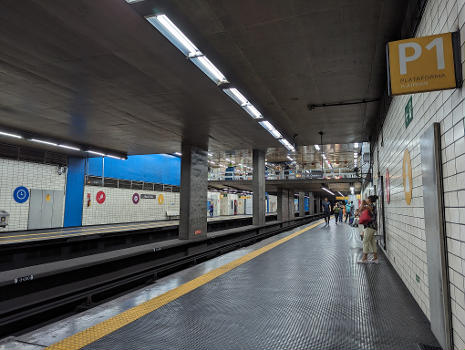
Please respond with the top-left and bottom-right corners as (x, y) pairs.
(0, 131), (22, 139)
(191, 55), (228, 84)
(223, 88), (248, 106)
(107, 154), (125, 160)
(87, 150), (105, 156)
(322, 154), (327, 160)
(259, 121), (282, 139)
(147, 14), (199, 55)
(31, 139), (57, 146)
(174, 152), (182, 156)
(279, 138), (295, 152)
(58, 144), (80, 151)
(243, 103), (263, 119)
(314, 144), (320, 151)
(338, 191), (344, 196)
(287, 155), (293, 161)
(321, 187), (335, 195)
(354, 143), (359, 148)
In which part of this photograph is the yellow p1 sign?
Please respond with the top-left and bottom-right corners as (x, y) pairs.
(387, 32), (462, 95)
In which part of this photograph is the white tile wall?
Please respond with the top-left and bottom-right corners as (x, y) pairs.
(374, 1), (465, 347)
(83, 188), (279, 226)
(0, 158), (67, 232)
(82, 186), (180, 225)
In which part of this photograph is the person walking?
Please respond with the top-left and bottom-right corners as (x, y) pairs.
(333, 202), (340, 224)
(338, 202), (343, 223)
(322, 197), (331, 226)
(357, 200), (378, 264)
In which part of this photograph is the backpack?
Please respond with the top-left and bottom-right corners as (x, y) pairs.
(358, 209), (372, 225)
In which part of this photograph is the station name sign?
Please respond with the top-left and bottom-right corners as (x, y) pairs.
(387, 32), (462, 95)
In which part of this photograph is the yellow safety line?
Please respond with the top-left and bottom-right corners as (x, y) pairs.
(45, 220), (324, 350)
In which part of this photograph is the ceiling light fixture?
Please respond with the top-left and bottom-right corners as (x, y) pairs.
(174, 152), (182, 156)
(279, 138), (295, 152)
(314, 144), (320, 151)
(87, 150), (105, 156)
(223, 88), (248, 106)
(106, 154), (125, 160)
(321, 187), (335, 195)
(243, 103), (263, 119)
(0, 131), (22, 139)
(147, 14), (227, 85)
(338, 191), (344, 197)
(31, 139), (57, 146)
(146, 14), (199, 55)
(354, 143), (359, 148)
(190, 55), (228, 84)
(259, 121), (282, 139)
(58, 144), (81, 151)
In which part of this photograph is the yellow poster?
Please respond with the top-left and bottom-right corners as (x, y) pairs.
(387, 32), (460, 95)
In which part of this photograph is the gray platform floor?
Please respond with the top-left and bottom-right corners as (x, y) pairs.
(0, 222), (439, 350)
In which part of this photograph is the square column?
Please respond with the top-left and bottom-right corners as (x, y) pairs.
(277, 188), (289, 221)
(252, 149), (266, 226)
(298, 192), (305, 217)
(308, 192), (315, 215)
(288, 190), (295, 219)
(179, 144), (208, 240)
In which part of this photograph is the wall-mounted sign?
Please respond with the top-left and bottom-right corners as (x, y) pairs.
(13, 186), (29, 203)
(387, 32), (462, 95)
(405, 96), (413, 128)
(158, 194), (164, 205)
(403, 150), (413, 205)
(386, 168), (391, 204)
(132, 192), (140, 204)
(96, 191), (106, 204)
(141, 194), (156, 199)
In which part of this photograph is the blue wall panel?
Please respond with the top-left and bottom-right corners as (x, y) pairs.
(88, 154), (181, 185)
(64, 157), (86, 227)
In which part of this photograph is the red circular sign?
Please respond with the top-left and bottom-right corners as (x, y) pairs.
(132, 192), (140, 204)
(96, 191), (106, 204)
(386, 169), (390, 204)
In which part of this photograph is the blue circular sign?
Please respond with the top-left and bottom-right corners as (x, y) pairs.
(13, 186), (29, 203)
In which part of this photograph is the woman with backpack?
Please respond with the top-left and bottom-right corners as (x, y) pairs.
(357, 200), (378, 264)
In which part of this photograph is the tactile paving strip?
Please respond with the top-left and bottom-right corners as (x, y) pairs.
(81, 223), (439, 350)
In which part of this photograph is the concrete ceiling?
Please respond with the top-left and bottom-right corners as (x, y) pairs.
(141, 0), (410, 145)
(0, 0), (410, 155)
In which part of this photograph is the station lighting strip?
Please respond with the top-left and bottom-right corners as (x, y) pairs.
(0, 129), (127, 160)
(145, 13), (295, 153)
(321, 187), (335, 196)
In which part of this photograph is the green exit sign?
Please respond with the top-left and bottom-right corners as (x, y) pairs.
(405, 96), (413, 128)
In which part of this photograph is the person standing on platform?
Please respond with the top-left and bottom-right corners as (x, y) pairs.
(357, 200), (378, 264)
(209, 203), (214, 217)
(345, 201), (352, 223)
(338, 202), (344, 223)
(322, 197), (331, 226)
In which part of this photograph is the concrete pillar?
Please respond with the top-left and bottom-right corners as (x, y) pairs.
(277, 188), (289, 221)
(252, 149), (266, 226)
(308, 192), (315, 215)
(288, 190), (295, 218)
(298, 192), (305, 217)
(179, 143), (208, 240)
